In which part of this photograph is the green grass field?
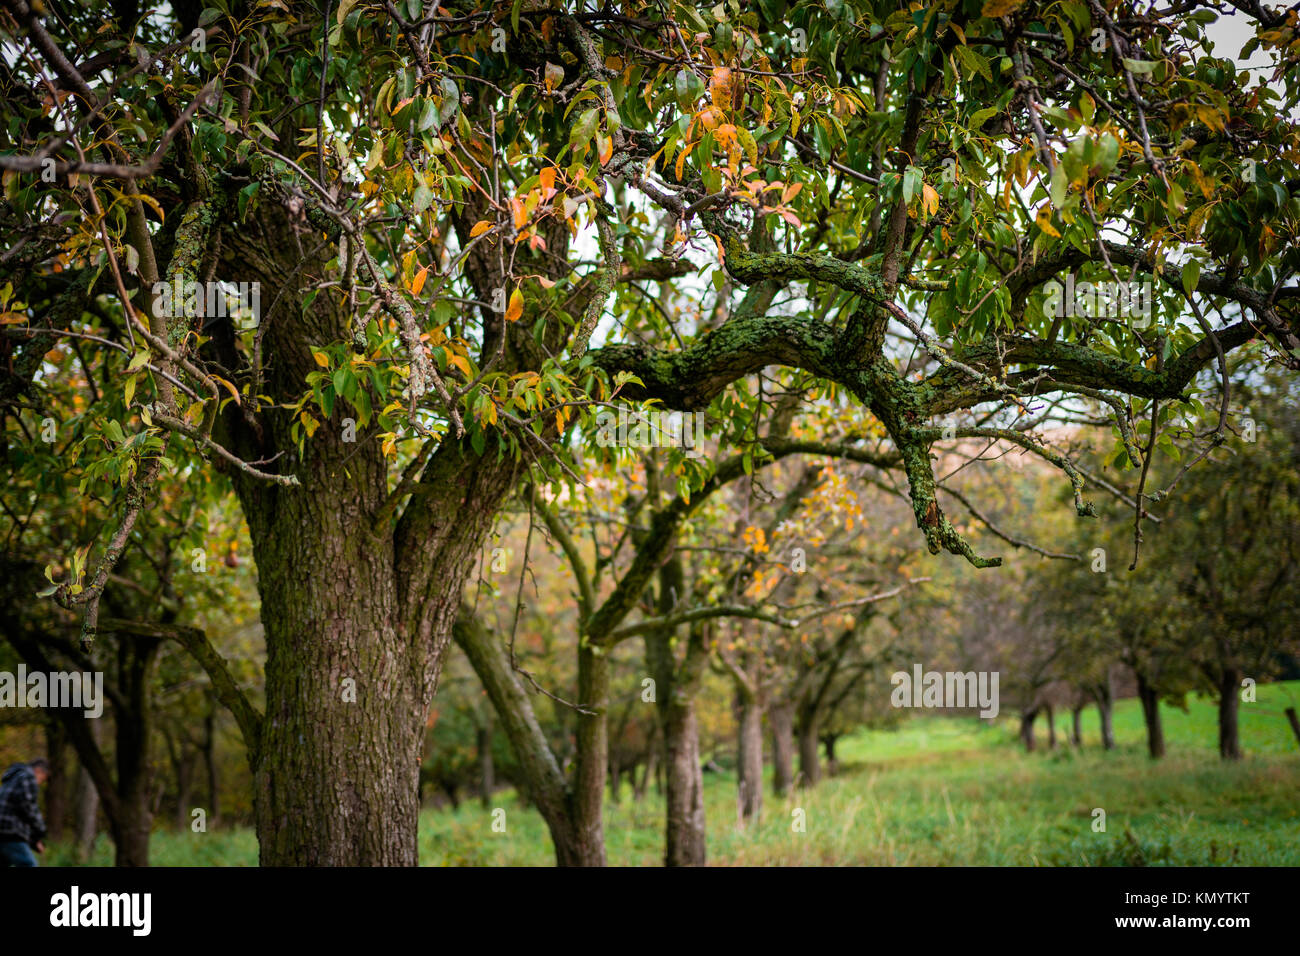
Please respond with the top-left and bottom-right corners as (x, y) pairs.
(46, 680), (1300, 866)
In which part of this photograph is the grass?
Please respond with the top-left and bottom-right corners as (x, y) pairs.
(45, 681), (1300, 866)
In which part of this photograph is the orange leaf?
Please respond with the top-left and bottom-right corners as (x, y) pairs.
(709, 67), (732, 109)
(469, 220), (493, 238)
(505, 288), (524, 322)
(410, 266), (429, 295)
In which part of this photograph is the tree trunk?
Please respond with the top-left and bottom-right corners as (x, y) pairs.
(634, 732), (655, 802)
(43, 719), (69, 842)
(1094, 679), (1116, 751)
(477, 721), (495, 808)
(572, 641), (609, 865)
(1286, 707), (1300, 748)
(769, 700), (795, 796)
(647, 608), (709, 866)
(1136, 672), (1166, 759)
(797, 719), (821, 786)
(73, 753), (100, 862)
(1070, 705), (1083, 747)
(453, 613), (584, 866)
(1045, 704), (1057, 749)
(1019, 708), (1038, 752)
(608, 750), (622, 806)
(662, 695), (706, 865)
(823, 734), (839, 776)
(1217, 667), (1243, 761)
(202, 702), (219, 826)
(175, 748), (194, 830)
(110, 636), (159, 866)
(736, 693), (763, 824)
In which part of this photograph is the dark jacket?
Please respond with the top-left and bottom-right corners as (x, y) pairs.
(0, 763), (46, 847)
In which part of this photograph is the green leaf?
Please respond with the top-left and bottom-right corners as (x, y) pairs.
(1181, 258), (1201, 297)
(413, 183), (433, 213)
(1050, 163), (1068, 208)
(1079, 91), (1095, 125)
(902, 165), (922, 204)
(238, 181), (260, 221)
(954, 46), (992, 82)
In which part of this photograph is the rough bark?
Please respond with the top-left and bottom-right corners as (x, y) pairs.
(220, 204), (522, 865)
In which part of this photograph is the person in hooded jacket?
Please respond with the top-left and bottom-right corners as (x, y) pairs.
(0, 758), (49, 866)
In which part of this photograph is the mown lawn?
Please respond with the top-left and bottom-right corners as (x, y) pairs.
(46, 680), (1300, 866)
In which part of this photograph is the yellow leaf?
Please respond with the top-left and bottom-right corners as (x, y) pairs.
(410, 266), (428, 295)
(1034, 205), (1061, 238)
(674, 141), (694, 181)
(469, 220), (493, 238)
(312, 350), (330, 367)
(505, 287), (524, 323)
(449, 352), (472, 377)
(982, 0), (1026, 16)
(921, 182), (940, 217)
(212, 375), (241, 405)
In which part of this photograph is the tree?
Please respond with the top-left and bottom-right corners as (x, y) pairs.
(3, 0), (1297, 863)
